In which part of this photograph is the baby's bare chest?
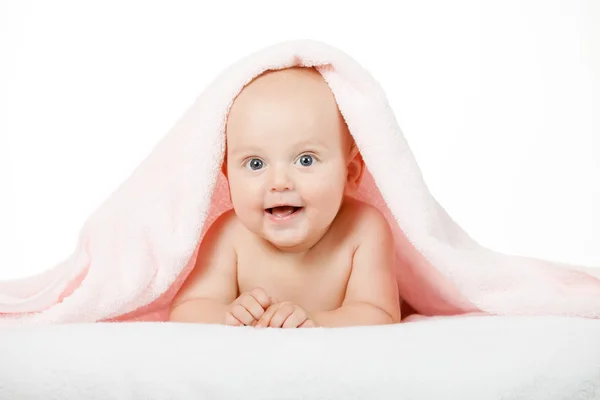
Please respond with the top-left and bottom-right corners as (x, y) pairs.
(236, 246), (354, 312)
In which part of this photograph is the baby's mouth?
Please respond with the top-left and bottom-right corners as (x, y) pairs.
(265, 206), (303, 218)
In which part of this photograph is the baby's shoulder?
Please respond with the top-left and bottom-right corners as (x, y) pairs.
(338, 198), (392, 239)
(340, 197), (388, 225)
(203, 208), (243, 243)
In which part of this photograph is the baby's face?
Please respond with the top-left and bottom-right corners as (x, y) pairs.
(225, 68), (354, 252)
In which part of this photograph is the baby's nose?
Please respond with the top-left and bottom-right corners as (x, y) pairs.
(270, 168), (294, 192)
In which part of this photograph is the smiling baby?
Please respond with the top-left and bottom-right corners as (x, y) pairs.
(169, 66), (400, 328)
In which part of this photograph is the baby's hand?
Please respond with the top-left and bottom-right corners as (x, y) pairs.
(225, 288), (272, 327)
(255, 301), (317, 328)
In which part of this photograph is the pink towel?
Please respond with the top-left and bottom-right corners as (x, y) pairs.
(1, 39), (599, 326)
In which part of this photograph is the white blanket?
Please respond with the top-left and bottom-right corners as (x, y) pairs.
(1, 316), (599, 399)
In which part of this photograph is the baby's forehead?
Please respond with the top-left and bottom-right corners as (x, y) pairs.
(230, 68), (338, 120)
(226, 67), (349, 147)
(227, 121), (342, 155)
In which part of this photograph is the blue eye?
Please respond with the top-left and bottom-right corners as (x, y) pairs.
(245, 158), (264, 170)
(296, 154), (314, 167)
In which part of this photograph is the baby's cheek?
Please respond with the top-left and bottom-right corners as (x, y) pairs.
(229, 179), (261, 209)
(317, 170), (345, 197)
(309, 183), (344, 213)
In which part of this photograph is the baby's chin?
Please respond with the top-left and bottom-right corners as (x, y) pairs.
(261, 231), (313, 252)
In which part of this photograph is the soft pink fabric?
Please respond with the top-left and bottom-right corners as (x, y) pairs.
(1, 40), (599, 326)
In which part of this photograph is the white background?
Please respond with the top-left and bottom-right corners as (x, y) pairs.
(1, 0), (599, 280)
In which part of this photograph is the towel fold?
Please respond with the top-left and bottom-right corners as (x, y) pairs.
(1, 39), (599, 326)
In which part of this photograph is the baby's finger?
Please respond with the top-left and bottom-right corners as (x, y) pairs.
(299, 319), (316, 328)
(250, 288), (272, 309)
(231, 304), (256, 326)
(224, 312), (243, 327)
(239, 295), (265, 320)
(269, 304), (294, 328)
(282, 310), (307, 328)
(256, 304), (279, 328)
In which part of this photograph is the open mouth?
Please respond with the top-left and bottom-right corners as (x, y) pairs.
(265, 206), (303, 218)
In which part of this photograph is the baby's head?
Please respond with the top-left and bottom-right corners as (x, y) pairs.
(224, 67), (363, 252)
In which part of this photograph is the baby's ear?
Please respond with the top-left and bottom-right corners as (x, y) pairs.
(221, 158), (228, 177)
(345, 144), (364, 193)
(221, 137), (229, 177)
(221, 148), (228, 177)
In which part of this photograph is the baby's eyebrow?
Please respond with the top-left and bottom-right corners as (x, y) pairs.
(293, 140), (328, 152)
(227, 145), (262, 158)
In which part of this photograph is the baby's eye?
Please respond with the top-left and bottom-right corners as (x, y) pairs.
(296, 154), (315, 167)
(245, 158), (264, 171)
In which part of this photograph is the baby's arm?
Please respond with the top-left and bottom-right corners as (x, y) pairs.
(169, 211), (239, 324)
(312, 206), (401, 327)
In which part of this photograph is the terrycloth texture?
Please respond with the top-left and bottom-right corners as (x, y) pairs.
(1, 316), (600, 399)
(1, 39), (600, 325)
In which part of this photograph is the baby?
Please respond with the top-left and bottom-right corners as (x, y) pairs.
(169, 66), (400, 328)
